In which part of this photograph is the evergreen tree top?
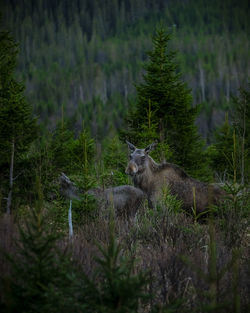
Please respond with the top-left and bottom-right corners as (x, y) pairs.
(0, 31), (18, 87)
(122, 27), (209, 179)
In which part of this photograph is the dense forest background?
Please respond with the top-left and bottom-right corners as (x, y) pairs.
(1, 0), (249, 139)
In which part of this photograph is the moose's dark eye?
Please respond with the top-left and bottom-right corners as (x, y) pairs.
(129, 155), (133, 160)
(141, 156), (146, 162)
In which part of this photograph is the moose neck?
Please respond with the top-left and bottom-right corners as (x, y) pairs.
(147, 155), (160, 172)
(133, 156), (158, 194)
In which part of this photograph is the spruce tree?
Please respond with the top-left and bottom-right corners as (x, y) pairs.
(0, 31), (37, 213)
(122, 27), (208, 179)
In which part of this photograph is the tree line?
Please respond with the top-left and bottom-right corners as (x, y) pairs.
(0, 0), (249, 139)
(0, 27), (249, 215)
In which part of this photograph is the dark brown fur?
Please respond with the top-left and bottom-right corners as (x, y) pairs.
(125, 141), (226, 213)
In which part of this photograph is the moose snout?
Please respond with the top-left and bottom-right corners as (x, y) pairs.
(125, 161), (138, 176)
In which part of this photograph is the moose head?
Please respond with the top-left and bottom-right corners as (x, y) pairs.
(125, 140), (157, 176)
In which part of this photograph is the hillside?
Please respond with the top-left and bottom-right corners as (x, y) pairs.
(0, 0), (249, 139)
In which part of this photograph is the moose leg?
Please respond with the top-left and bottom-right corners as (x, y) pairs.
(147, 197), (154, 209)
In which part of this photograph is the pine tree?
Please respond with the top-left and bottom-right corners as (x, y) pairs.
(121, 27), (208, 178)
(0, 31), (37, 214)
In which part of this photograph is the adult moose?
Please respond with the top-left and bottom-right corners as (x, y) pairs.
(125, 141), (226, 213)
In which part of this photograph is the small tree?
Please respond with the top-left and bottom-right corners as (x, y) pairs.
(101, 135), (129, 186)
(121, 27), (208, 179)
(1, 178), (77, 313)
(0, 31), (37, 214)
(233, 84), (250, 184)
(208, 84), (250, 184)
(72, 128), (95, 176)
(207, 113), (239, 181)
(50, 122), (75, 174)
(79, 222), (149, 313)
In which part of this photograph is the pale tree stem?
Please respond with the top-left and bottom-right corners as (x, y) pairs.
(7, 139), (15, 214)
(68, 200), (73, 240)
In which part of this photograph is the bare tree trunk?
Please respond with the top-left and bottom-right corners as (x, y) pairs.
(68, 200), (73, 240)
(7, 139), (15, 215)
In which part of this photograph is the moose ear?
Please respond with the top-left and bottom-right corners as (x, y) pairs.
(145, 141), (158, 154)
(126, 140), (136, 152)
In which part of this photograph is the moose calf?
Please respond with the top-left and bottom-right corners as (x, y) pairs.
(87, 185), (146, 218)
(59, 173), (145, 219)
